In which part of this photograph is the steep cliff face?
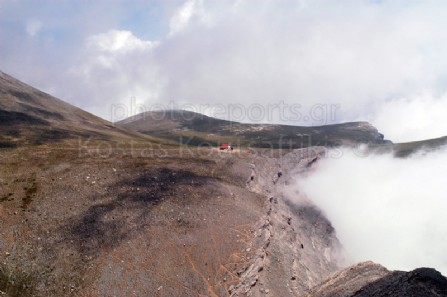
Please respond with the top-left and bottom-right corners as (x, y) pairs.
(230, 148), (342, 296)
(229, 148), (447, 297)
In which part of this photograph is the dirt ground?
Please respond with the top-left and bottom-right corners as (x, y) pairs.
(0, 143), (267, 296)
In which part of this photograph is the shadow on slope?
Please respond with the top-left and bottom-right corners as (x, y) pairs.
(61, 167), (208, 258)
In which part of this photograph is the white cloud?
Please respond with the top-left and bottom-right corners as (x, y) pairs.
(371, 92), (447, 142)
(98, 0), (447, 130)
(294, 148), (447, 274)
(169, 0), (202, 36)
(66, 30), (162, 118)
(77, 30), (156, 71)
(87, 30), (155, 54)
(26, 19), (42, 36)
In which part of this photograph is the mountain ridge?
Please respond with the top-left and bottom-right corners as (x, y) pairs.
(0, 71), (165, 147)
(117, 109), (389, 149)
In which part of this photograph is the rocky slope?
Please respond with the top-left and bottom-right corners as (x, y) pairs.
(0, 143), (343, 296)
(0, 147), (263, 296)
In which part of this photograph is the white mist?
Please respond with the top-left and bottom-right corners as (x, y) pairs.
(294, 148), (447, 275)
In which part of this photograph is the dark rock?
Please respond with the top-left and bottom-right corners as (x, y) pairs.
(353, 267), (447, 297)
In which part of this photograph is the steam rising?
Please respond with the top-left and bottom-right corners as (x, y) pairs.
(294, 148), (447, 275)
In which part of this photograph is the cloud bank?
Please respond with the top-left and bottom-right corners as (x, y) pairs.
(2, 0), (447, 140)
(295, 148), (447, 275)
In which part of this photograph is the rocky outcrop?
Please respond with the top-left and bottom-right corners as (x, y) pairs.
(302, 261), (447, 297)
(300, 261), (390, 297)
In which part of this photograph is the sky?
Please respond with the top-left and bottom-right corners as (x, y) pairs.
(294, 147), (447, 275)
(2, 0), (447, 141)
